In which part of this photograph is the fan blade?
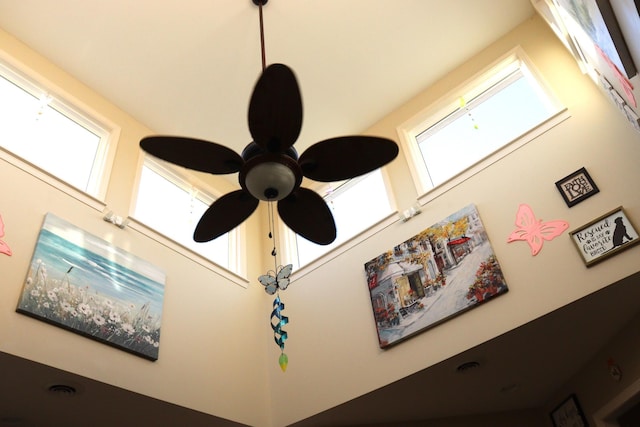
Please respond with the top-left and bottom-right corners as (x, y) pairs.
(140, 136), (243, 174)
(298, 136), (399, 182)
(248, 63), (303, 153)
(278, 187), (336, 245)
(193, 190), (259, 242)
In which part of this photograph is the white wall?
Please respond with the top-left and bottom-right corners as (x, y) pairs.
(0, 28), (272, 427)
(1, 12), (640, 427)
(269, 15), (640, 426)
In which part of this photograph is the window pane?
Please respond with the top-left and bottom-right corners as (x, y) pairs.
(0, 70), (105, 194)
(402, 51), (563, 195)
(295, 170), (392, 267)
(417, 72), (554, 188)
(134, 164), (230, 269)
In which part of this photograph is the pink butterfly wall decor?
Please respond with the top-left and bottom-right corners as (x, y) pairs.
(507, 204), (568, 256)
(0, 214), (12, 256)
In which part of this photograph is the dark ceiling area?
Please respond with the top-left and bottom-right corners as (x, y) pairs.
(289, 271), (640, 426)
(2, 271), (639, 427)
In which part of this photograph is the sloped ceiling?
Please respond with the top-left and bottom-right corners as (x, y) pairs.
(0, 0), (535, 158)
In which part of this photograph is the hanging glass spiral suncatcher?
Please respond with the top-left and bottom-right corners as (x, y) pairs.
(258, 200), (292, 372)
(259, 263), (292, 371)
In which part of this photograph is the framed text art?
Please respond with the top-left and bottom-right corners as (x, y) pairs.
(555, 167), (599, 207)
(364, 204), (508, 348)
(17, 213), (166, 360)
(569, 206), (639, 267)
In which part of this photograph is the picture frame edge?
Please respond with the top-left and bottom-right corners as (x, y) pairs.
(569, 206), (639, 267)
(555, 166), (600, 208)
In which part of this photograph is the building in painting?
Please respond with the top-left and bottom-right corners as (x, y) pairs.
(368, 261), (427, 327)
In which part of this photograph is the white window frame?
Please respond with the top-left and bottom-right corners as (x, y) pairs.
(281, 168), (398, 274)
(129, 155), (247, 286)
(0, 53), (118, 207)
(397, 46), (569, 202)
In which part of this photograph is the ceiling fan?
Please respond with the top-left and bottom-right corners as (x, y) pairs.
(139, 0), (398, 245)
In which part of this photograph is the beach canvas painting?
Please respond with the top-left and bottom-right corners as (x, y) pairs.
(17, 213), (165, 360)
(364, 204), (508, 348)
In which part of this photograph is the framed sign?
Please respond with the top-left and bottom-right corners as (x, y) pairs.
(569, 206), (639, 267)
(555, 167), (599, 207)
(550, 394), (589, 427)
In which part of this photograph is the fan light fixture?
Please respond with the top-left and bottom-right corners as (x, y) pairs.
(139, 0), (399, 245)
(244, 162), (297, 201)
(240, 142), (301, 201)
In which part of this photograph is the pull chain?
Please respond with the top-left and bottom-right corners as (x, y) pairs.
(268, 200), (278, 270)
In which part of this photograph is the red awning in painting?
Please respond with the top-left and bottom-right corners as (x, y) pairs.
(368, 274), (378, 289)
(447, 237), (471, 246)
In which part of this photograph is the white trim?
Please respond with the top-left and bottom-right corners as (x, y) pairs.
(531, 0), (590, 74)
(0, 52), (119, 201)
(127, 218), (249, 288)
(291, 211), (398, 281)
(593, 375), (640, 427)
(0, 146), (106, 212)
(142, 156), (225, 201)
(131, 154), (245, 277)
(286, 168), (396, 269)
(397, 45), (565, 197)
(417, 109), (570, 205)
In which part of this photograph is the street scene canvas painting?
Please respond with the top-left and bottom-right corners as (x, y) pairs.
(364, 204), (508, 348)
(17, 213), (165, 360)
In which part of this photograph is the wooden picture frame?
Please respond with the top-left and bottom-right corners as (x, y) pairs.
(550, 394), (589, 427)
(555, 167), (600, 207)
(569, 206), (639, 267)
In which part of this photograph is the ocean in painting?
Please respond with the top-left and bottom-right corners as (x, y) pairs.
(17, 213), (165, 360)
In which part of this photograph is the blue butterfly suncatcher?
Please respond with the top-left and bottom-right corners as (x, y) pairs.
(258, 263), (293, 295)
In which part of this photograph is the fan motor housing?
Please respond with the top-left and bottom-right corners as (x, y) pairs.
(240, 149), (302, 201)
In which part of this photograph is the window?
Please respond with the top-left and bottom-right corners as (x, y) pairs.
(0, 60), (113, 198)
(398, 47), (564, 196)
(133, 158), (233, 271)
(292, 169), (395, 268)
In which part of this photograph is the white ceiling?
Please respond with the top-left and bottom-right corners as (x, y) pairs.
(0, 0), (535, 158)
